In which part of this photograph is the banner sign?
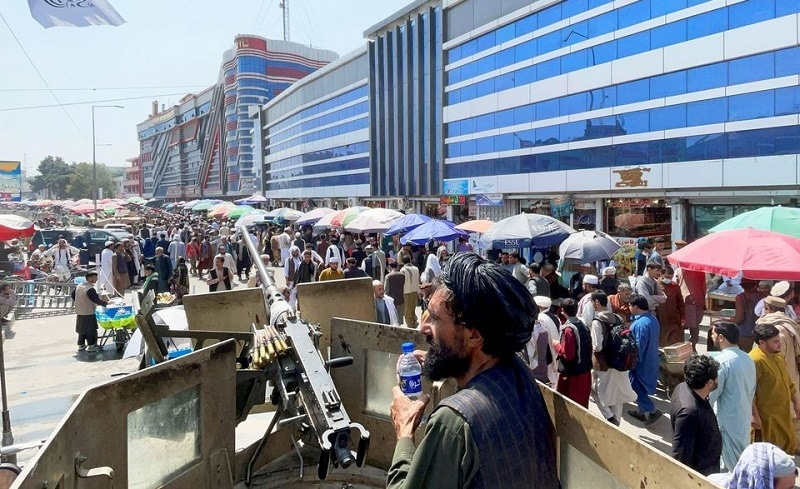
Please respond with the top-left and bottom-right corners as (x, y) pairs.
(0, 162), (22, 202)
(476, 193), (503, 206)
(440, 195), (466, 205)
(550, 195), (573, 218)
(443, 179), (468, 195)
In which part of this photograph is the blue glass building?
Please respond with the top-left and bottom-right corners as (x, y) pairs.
(255, 0), (800, 239)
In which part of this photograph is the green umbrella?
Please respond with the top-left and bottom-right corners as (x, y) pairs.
(227, 205), (255, 219)
(192, 201), (215, 211)
(709, 206), (800, 239)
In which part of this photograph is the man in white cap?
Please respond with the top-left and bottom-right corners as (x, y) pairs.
(319, 256), (344, 281)
(278, 228), (292, 266)
(373, 280), (398, 326)
(533, 295), (559, 385)
(98, 240), (115, 294)
(577, 274), (603, 326)
(755, 281), (796, 320)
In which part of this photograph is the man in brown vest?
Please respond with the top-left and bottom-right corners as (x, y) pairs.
(283, 246), (302, 309)
(71, 271), (109, 353)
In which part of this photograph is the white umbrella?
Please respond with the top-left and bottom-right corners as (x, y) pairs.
(296, 207), (335, 226)
(480, 213), (575, 249)
(345, 214), (398, 233)
(558, 230), (621, 263)
(358, 208), (404, 222)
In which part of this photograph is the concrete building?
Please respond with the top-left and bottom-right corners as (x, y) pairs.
(123, 156), (141, 197)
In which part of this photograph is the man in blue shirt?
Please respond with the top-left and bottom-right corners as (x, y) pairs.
(627, 293), (662, 425)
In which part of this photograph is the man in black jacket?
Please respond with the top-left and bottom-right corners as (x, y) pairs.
(670, 354), (722, 476)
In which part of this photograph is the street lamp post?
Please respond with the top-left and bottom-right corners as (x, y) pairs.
(92, 105), (124, 218)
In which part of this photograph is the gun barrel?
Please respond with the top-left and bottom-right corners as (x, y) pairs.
(236, 224), (294, 325)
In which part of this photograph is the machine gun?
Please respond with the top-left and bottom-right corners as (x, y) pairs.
(238, 225), (370, 484)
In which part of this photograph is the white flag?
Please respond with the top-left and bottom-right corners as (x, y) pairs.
(28, 0), (125, 28)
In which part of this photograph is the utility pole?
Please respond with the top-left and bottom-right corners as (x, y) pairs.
(279, 0), (290, 41)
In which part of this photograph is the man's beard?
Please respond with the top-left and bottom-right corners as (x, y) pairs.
(422, 336), (471, 381)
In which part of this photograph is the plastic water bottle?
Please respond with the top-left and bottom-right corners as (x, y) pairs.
(398, 342), (422, 400)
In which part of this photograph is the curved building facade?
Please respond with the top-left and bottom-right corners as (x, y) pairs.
(137, 35), (337, 199)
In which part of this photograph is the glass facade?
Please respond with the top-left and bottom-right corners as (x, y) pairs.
(442, 0), (800, 186)
(264, 85), (370, 192)
(369, 5), (443, 197)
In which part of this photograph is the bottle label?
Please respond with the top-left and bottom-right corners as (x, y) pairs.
(400, 373), (422, 395)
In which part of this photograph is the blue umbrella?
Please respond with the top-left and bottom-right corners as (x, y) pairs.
(400, 219), (466, 245)
(479, 213), (575, 249)
(385, 213), (432, 236)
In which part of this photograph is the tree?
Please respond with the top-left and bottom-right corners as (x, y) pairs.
(65, 162), (116, 200)
(32, 155), (71, 199)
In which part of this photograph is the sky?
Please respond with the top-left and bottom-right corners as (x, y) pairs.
(0, 0), (409, 175)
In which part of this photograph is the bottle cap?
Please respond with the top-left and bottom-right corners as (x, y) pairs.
(402, 342), (414, 354)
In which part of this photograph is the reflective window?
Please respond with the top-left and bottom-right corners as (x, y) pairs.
(514, 40), (537, 62)
(621, 110), (649, 134)
(650, 71), (687, 99)
(617, 0), (651, 30)
(537, 4), (562, 30)
(687, 98), (727, 126)
(588, 10), (617, 37)
(728, 90), (774, 121)
(729, 52), (774, 85)
(729, 0), (775, 30)
(617, 79), (649, 106)
(537, 98), (560, 120)
(537, 31), (562, 54)
(775, 86), (800, 116)
(496, 23), (516, 45)
(776, 47), (800, 77)
(562, 0), (589, 19)
(652, 0), (687, 17)
(617, 30), (650, 58)
(536, 58), (560, 80)
(687, 8), (727, 40)
(688, 62), (727, 92)
(651, 20), (687, 49)
(516, 15), (536, 37)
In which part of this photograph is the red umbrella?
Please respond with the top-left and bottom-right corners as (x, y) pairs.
(0, 215), (34, 241)
(668, 228), (800, 281)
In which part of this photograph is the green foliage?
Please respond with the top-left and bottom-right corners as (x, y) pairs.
(33, 155), (117, 200)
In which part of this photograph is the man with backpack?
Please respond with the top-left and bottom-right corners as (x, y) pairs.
(551, 298), (593, 408)
(590, 299), (637, 426)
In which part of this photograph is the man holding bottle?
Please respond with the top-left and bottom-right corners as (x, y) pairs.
(387, 252), (558, 488)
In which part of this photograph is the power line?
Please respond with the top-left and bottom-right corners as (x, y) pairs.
(0, 10), (89, 141)
(0, 93), (193, 112)
(0, 85), (207, 92)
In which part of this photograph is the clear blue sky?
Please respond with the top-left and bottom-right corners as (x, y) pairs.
(0, 0), (408, 175)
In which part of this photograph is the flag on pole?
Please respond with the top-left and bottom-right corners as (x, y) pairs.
(28, 0), (126, 28)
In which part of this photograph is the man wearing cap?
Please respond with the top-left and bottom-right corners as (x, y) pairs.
(712, 442), (797, 489)
(278, 228), (292, 266)
(577, 274), (610, 327)
(98, 240), (115, 294)
(71, 271), (109, 353)
(755, 281), (797, 320)
(750, 322), (800, 455)
(319, 256), (344, 281)
(388, 253), (558, 488)
(533, 295), (559, 385)
(599, 267), (619, 296)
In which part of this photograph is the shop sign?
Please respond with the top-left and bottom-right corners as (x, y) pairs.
(610, 198), (657, 208)
(476, 193), (503, 206)
(166, 186), (182, 197)
(440, 195), (466, 205)
(550, 195), (573, 218)
(613, 166), (651, 188)
(443, 179), (468, 195)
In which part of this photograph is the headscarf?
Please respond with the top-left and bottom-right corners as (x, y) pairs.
(726, 442), (796, 489)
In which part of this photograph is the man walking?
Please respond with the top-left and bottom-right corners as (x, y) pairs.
(552, 298), (593, 408)
(750, 322), (800, 455)
(635, 263), (666, 312)
(670, 355), (722, 476)
(153, 247), (173, 293)
(657, 266), (685, 347)
(707, 321), (756, 471)
(627, 294), (663, 425)
(72, 271), (109, 353)
(388, 253), (558, 488)
(319, 256), (344, 281)
(591, 306), (636, 426)
(384, 261), (405, 316)
(527, 263), (550, 298)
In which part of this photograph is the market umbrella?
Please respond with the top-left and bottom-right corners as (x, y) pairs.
(265, 207), (304, 221)
(668, 228), (800, 281)
(208, 203), (236, 218)
(234, 193), (268, 205)
(480, 213), (575, 249)
(709, 206), (800, 239)
(558, 230), (621, 263)
(345, 214), (399, 233)
(315, 206), (369, 229)
(127, 196), (146, 204)
(400, 219), (466, 245)
(69, 204), (97, 214)
(296, 207), (335, 226)
(235, 210), (269, 228)
(455, 219), (494, 234)
(227, 205), (256, 219)
(0, 215), (34, 241)
(192, 200), (216, 212)
(182, 199), (200, 209)
(385, 213), (431, 236)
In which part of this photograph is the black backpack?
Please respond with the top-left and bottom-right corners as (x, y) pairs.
(600, 314), (639, 371)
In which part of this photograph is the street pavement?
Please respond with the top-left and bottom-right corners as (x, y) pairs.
(0, 271), (748, 480)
